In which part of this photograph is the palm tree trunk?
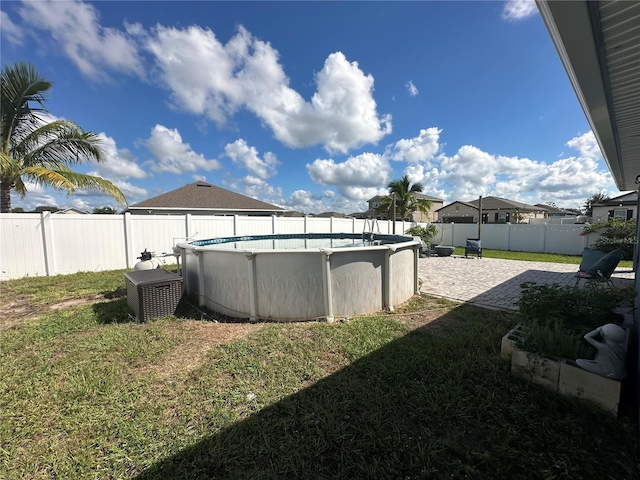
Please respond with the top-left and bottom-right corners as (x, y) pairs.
(0, 180), (12, 213)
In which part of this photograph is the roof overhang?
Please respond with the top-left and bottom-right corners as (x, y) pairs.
(536, 1), (640, 191)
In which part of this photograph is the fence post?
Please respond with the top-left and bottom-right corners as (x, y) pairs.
(40, 211), (55, 276)
(304, 215), (308, 233)
(451, 222), (455, 246)
(124, 212), (134, 269)
(330, 216), (334, 233)
(542, 223), (547, 253)
(272, 214), (277, 234)
(185, 214), (193, 239)
(352, 217), (356, 233)
(507, 223), (512, 251)
(233, 215), (238, 236)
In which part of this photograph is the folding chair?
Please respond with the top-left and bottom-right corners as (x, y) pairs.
(575, 247), (624, 288)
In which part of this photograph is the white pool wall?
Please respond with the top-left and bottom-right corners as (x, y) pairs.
(178, 236), (420, 321)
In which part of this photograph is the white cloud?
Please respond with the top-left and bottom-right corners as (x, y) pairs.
(323, 190), (335, 198)
(0, 11), (25, 44)
(566, 131), (602, 161)
(502, 0), (538, 22)
(192, 174), (207, 182)
(17, 0), (143, 80)
(144, 124), (222, 174)
(406, 80), (419, 97)
(93, 133), (147, 180)
(286, 190), (325, 212)
(388, 128), (441, 163)
(307, 152), (392, 188)
(224, 139), (279, 179)
(241, 175), (283, 199)
(146, 25), (391, 153)
(404, 131), (615, 208)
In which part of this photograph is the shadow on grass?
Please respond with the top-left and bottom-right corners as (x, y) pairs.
(134, 305), (637, 480)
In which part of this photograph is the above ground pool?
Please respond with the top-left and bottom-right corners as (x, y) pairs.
(176, 233), (420, 322)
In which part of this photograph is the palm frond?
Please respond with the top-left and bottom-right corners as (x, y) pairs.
(13, 121), (103, 166)
(22, 166), (127, 204)
(1, 62), (52, 153)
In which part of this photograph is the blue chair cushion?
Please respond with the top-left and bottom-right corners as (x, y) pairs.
(584, 247), (623, 279)
(466, 239), (481, 251)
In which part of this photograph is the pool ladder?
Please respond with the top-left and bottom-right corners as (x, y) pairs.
(363, 218), (381, 244)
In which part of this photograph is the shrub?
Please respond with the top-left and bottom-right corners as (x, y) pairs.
(581, 218), (636, 260)
(404, 224), (438, 246)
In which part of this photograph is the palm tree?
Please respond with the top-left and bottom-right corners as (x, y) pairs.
(376, 174), (432, 221)
(1, 62), (126, 213)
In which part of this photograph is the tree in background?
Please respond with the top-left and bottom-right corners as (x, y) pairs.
(93, 206), (117, 214)
(376, 175), (432, 221)
(32, 205), (60, 213)
(0, 62), (126, 213)
(583, 193), (611, 217)
(581, 218), (636, 260)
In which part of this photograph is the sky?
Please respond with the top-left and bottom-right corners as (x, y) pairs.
(0, 0), (624, 214)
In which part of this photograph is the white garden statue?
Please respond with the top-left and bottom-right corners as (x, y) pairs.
(576, 324), (628, 380)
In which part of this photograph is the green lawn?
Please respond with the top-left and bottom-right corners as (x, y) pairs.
(452, 247), (634, 268)
(0, 270), (637, 479)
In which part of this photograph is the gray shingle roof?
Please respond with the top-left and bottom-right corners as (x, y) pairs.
(467, 196), (542, 211)
(128, 181), (284, 211)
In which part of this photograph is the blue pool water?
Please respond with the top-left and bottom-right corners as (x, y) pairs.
(190, 233), (411, 250)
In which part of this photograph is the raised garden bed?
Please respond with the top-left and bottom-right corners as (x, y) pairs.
(502, 322), (631, 416)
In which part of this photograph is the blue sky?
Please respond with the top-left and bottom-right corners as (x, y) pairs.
(0, 0), (621, 214)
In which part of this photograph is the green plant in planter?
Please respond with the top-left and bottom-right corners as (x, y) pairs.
(517, 320), (593, 360)
(405, 224), (438, 247)
(517, 282), (632, 334)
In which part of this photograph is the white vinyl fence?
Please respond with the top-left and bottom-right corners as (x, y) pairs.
(0, 212), (597, 280)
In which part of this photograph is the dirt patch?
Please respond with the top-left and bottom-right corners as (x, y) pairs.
(0, 294), (122, 332)
(390, 307), (466, 336)
(134, 320), (263, 381)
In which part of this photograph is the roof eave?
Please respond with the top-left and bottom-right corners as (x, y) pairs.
(536, 0), (626, 189)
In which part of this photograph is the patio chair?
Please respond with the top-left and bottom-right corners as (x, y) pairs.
(465, 238), (482, 258)
(575, 247), (624, 288)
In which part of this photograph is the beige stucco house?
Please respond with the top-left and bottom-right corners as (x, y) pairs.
(361, 194), (444, 223)
(436, 197), (547, 224)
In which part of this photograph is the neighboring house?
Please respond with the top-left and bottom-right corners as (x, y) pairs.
(534, 204), (579, 218)
(126, 181), (285, 216)
(436, 196), (546, 224)
(282, 211), (307, 217)
(591, 191), (637, 222)
(362, 194), (444, 223)
(54, 208), (90, 214)
(315, 211), (351, 218)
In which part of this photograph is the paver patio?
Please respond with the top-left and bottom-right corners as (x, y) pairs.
(417, 255), (635, 311)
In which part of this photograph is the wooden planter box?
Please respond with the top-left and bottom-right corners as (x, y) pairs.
(501, 323), (626, 416)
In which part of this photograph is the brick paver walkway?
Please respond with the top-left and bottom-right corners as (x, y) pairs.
(417, 255), (635, 311)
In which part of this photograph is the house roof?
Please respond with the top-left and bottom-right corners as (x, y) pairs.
(368, 193), (443, 203)
(315, 211), (351, 218)
(282, 210), (307, 217)
(593, 191), (637, 207)
(434, 201), (478, 212)
(127, 181), (284, 212)
(537, 1), (640, 191)
(467, 196), (543, 212)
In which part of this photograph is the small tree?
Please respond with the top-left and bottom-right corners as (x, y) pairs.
(583, 193), (610, 217)
(582, 218), (636, 259)
(405, 224), (438, 247)
(32, 205), (60, 213)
